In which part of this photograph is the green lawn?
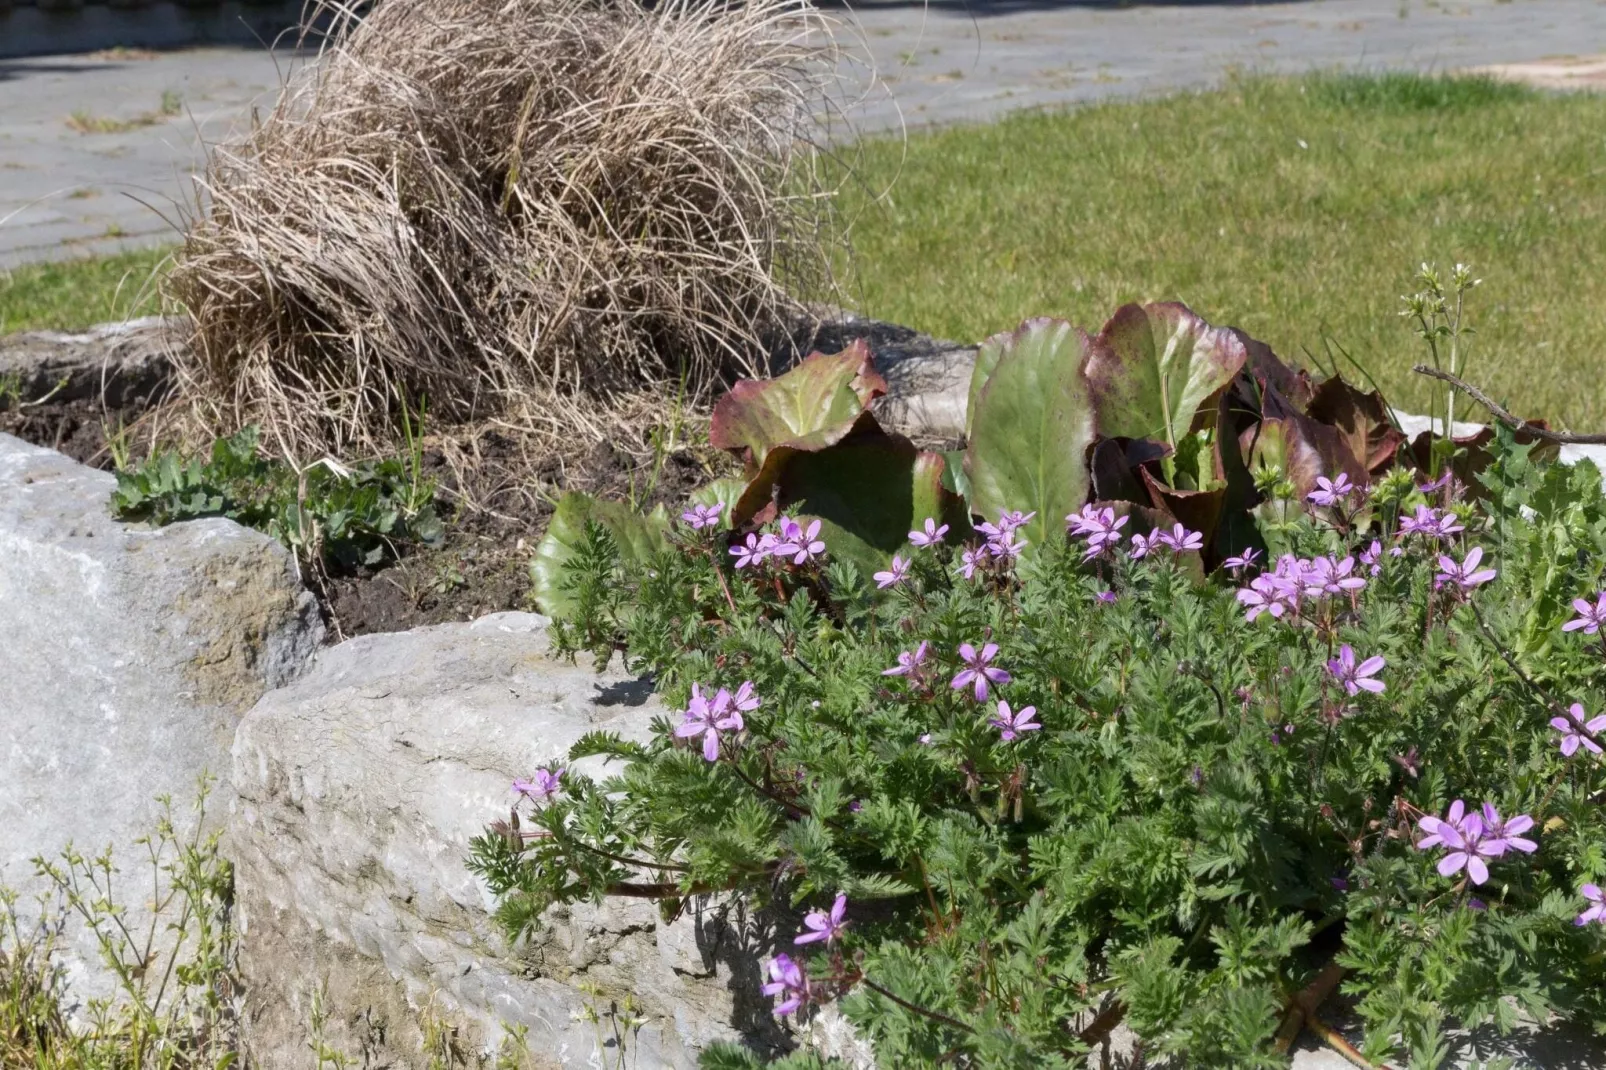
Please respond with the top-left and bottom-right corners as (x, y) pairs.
(0, 246), (169, 335)
(836, 73), (1606, 430)
(6, 74), (1606, 429)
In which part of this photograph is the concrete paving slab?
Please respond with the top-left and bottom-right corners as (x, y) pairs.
(2, 1), (1605, 269)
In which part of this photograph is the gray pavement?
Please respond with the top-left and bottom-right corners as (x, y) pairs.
(2, 0), (1605, 268)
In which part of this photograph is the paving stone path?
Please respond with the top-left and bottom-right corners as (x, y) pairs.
(2, 0), (1604, 268)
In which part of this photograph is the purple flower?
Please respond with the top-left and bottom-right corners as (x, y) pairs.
(1237, 575), (1293, 622)
(951, 642), (1011, 701)
(732, 680), (762, 714)
(1158, 523), (1204, 554)
(1419, 470), (1454, 495)
(1222, 547), (1262, 576)
(918, 733), (933, 745)
(774, 517), (826, 565)
(1095, 590), (1117, 605)
(1128, 528), (1160, 561)
(1068, 505), (1128, 559)
(1435, 546), (1497, 591)
(513, 767), (564, 801)
(674, 683), (746, 762)
(1327, 644), (1385, 697)
(794, 893), (849, 946)
(1307, 473), (1355, 508)
(1563, 592), (1606, 635)
(909, 517), (950, 548)
(1400, 505), (1465, 540)
(730, 532), (775, 569)
(873, 555), (910, 590)
(1550, 702), (1606, 757)
(1304, 555), (1367, 598)
(986, 527), (1027, 561)
(882, 641), (931, 678)
(1478, 803), (1537, 855)
(989, 699), (1041, 742)
(957, 547), (985, 580)
(1417, 801), (1504, 885)
(680, 503), (724, 530)
(1577, 884), (1606, 927)
(1359, 540), (1384, 576)
(978, 509), (1034, 539)
(762, 953), (810, 1016)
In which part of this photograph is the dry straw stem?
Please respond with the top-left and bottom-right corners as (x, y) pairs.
(168, 0), (845, 462)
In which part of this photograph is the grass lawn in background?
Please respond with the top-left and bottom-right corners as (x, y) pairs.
(837, 72), (1606, 430)
(0, 246), (169, 335)
(5, 73), (1605, 428)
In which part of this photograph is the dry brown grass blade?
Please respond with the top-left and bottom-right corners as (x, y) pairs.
(168, 0), (846, 465)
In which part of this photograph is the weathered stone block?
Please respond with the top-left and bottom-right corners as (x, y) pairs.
(229, 612), (798, 1069)
(0, 432), (322, 996)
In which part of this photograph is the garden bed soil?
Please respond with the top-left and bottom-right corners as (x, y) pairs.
(1, 394), (722, 640)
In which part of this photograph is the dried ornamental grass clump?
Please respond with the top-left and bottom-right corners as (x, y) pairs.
(168, 0), (837, 458)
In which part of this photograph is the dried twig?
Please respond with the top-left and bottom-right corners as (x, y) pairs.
(1411, 365), (1606, 444)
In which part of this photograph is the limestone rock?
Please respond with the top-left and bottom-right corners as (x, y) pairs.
(0, 432), (322, 996)
(229, 612), (796, 1070)
(0, 316), (177, 407)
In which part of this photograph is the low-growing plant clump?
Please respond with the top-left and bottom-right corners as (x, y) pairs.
(110, 424), (443, 571)
(475, 277), (1606, 1066)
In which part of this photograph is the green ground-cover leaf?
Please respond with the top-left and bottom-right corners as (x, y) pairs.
(529, 491), (671, 617)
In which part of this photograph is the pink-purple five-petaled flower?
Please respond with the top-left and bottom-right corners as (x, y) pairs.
(761, 954), (810, 1016)
(1416, 800), (1537, 885)
(1551, 702), (1606, 756)
(1434, 546), (1497, 591)
(512, 767), (564, 802)
(1563, 592), (1606, 636)
(883, 641), (931, 678)
(873, 555), (910, 589)
(1327, 644), (1385, 697)
(680, 503), (723, 530)
(795, 892), (849, 946)
(952, 642), (1011, 701)
(909, 517), (949, 548)
(989, 700), (1041, 742)
(674, 682), (759, 762)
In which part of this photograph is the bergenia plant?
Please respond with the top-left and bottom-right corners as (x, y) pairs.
(495, 294), (1606, 1068)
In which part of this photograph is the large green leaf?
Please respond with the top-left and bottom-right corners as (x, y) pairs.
(963, 318), (1097, 553)
(709, 340), (887, 472)
(733, 423), (966, 578)
(529, 492), (671, 617)
(965, 327), (1010, 439)
(1086, 302), (1248, 448)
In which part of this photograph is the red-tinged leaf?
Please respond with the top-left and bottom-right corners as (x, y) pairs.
(1306, 377), (1406, 475)
(1086, 302), (1249, 447)
(710, 340), (888, 472)
(1240, 414), (1365, 501)
(1405, 423), (1560, 496)
(1090, 437), (1172, 505)
(1139, 466), (1226, 559)
(1234, 331), (1315, 414)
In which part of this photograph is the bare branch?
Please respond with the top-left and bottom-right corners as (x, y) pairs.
(1411, 365), (1606, 445)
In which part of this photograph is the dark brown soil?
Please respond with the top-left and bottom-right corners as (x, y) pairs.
(3, 393), (724, 640)
(0, 397), (142, 468)
(317, 432), (720, 639)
